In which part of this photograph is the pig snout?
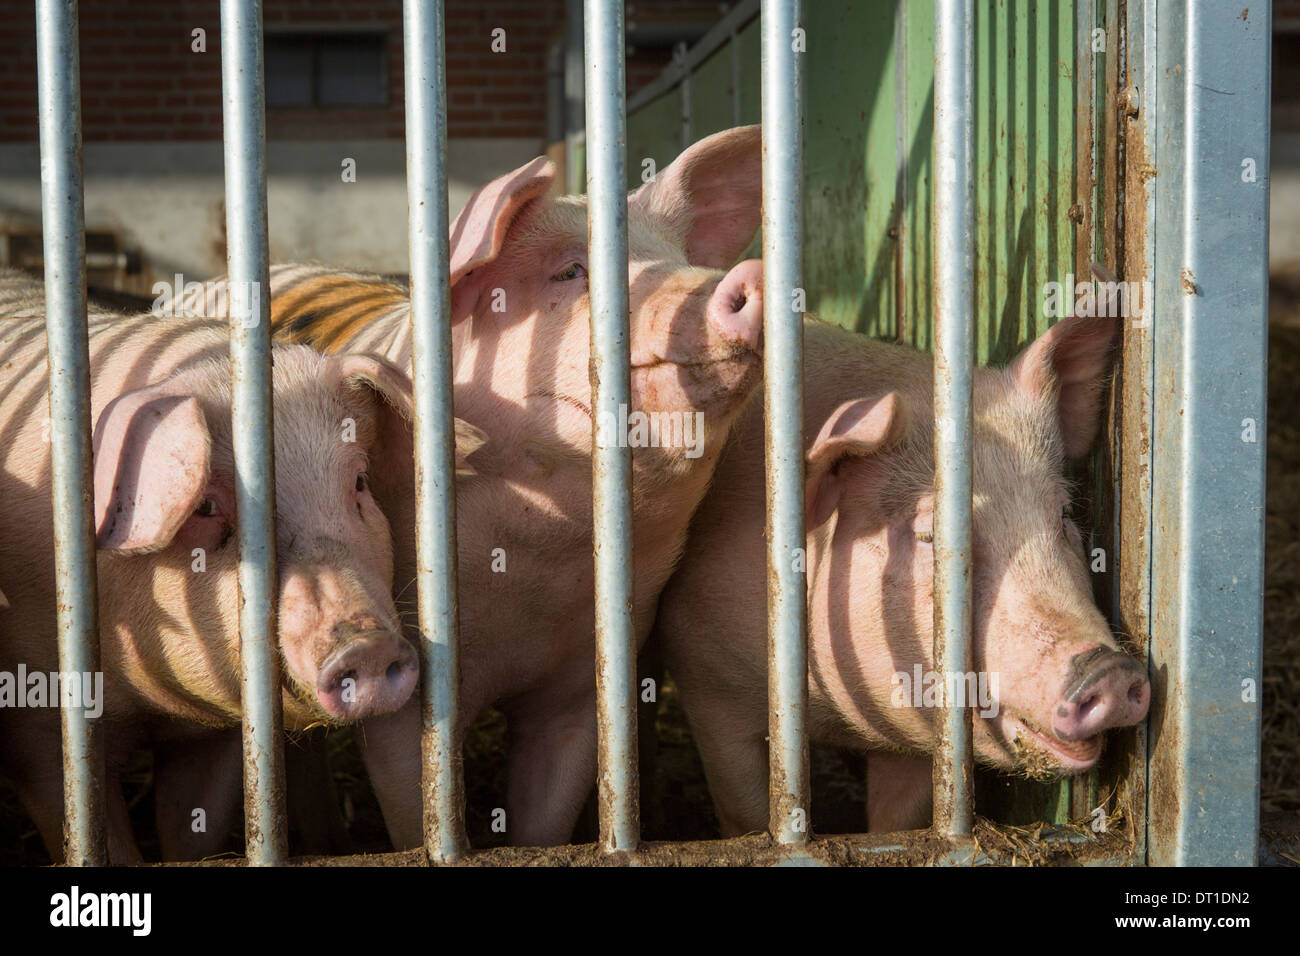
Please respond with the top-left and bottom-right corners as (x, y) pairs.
(1051, 647), (1150, 742)
(706, 258), (764, 351)
(315, 619), (419, 721)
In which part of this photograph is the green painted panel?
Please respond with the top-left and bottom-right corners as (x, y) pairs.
(627, 90), (683, 191)
(630, 0), (1076, 366)
(628, 1), (1086, 827)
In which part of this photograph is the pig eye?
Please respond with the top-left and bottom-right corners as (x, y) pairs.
(194, 498), (220, 518)
(551, 262), (587, 282)
(355, 473), (368, 493)
(914, 531), (934, 544)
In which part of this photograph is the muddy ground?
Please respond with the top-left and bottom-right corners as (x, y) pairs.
(1, 276), (1297, 864)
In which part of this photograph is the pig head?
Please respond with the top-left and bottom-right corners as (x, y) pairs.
(658, 313), (1150, 837)
(351, 127), (767, 849)
(86, 349), (484, 729)
(801, 316), (1149, 773)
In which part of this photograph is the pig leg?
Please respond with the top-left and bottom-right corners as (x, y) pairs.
(1, 712), (141, 862)
(357, 697), (424, 850)
(670, 688), (770, 837)
(865, 751), (933, 832)
(692, 724), (769, 837)
(8, 758), (141, 864)
(502, 691), (599, 847)
(154, 732), (243, 861)
(106, 779), (144, 863)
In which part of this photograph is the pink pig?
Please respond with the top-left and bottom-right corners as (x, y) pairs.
(0, 271), (480, 861)
(655, 314), (1151, 835)
(179, 126), (767, 847)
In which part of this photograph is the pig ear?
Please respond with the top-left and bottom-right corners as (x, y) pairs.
(93, 390), (210, 553)
(334, 354), (485, 483)
(805, 393), (910, 528)
(1008, 315), (1118, 459)
(447, 156), (555, 318)
(630, 125), (762, 269)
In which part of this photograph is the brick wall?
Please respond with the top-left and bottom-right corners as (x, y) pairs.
(0, 0), (731, 143)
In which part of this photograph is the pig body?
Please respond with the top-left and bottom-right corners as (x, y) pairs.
(178, 127), (767, 846)
(654, 316), (1151, 836)
(0, 271), (470, 860)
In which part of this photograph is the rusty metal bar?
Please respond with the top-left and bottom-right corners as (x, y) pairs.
(219, 0), (286, 866)
(930, 0), (975, 838)
(404, 0), (467, 864)
(761, 0), (809, 846)
(584, 0), (639, 853)
(34, 0), (105, 867)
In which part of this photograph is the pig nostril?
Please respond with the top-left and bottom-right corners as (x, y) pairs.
(340, 669), (357, 689)
(1077, 694), (1101, 722)
(386, 661), (405, 683)
(1128, 681), (1146, 704)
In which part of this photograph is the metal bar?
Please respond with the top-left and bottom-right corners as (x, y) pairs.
(761, 0), (809, 846)
(677, 41), (692, 151)
(930, 0), (975, 838)
(1147, 0), (1269, 866)
(219, 0), (285, 866)
(892, 0), (908, 344)
(564, 0), (585, 195)
(34, 0), (105, 867)
(584, 0), (639, 853)
(730, 27), (741, 127)
(626, 0), (759, 114)
(404, 0), (466, 864)
(1118, 0), (1157, 867)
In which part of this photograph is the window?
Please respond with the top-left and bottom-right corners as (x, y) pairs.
(265, 32), (388, 108)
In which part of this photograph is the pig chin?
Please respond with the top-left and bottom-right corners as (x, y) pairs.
(630, 346), (760, 420)
(980, 709), (1104, 776)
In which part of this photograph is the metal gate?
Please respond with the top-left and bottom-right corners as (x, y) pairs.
(34, 0), (1269, 866)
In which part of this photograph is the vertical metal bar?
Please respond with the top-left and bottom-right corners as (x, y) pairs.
(1117, 0), (1157, 867)
(34, 0), (105, 867)
(584, 0), (639, 853)
(564, 0), (585, 195)
(892, 0), (908, 345)
(676, 41), (692, 152)
(761, 0), (809, 846)
(219, 0), (285, 866)
(930, 0), (975, 838)
(404, 0), (466, 864)
(1147, 0), (1269, 866)
(730, 28), (741, 127)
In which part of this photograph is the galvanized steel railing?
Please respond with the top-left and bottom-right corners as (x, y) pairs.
(760, 0), (811, 847)
(218, 0), (285, 868)
(929, 0), (975, 839)
(34, 0), (104, 868)
(32, 0), (1268, 866)
(404, 0), (467, 866)
(32, 0), (973, 867)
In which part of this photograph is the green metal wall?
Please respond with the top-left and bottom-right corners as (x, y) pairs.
(628, 0), (1077, 365)
(628, 1), (1102, 829)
